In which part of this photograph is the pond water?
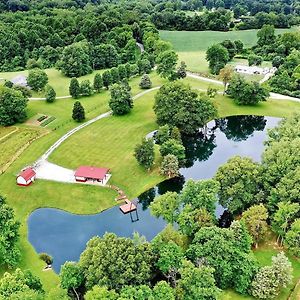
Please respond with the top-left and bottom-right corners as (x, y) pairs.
(28, 116), (280, 273)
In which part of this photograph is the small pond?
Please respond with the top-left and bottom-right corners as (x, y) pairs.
(28, 116), (280, 272)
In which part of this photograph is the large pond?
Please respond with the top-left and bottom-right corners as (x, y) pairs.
(28, 116), (280, 272)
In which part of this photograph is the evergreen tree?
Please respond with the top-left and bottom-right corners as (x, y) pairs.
(45, 85), (56, 103)
(69, 78), (80, 98)
(93, 74), (103, 93)
(72, 101), (85, 122)
(102, 70), (112, 89)
(177, 61), (187, 79)
(139, 74), (152, 89)
(134, 138), (155, 170)
(110, 67), (120, 84)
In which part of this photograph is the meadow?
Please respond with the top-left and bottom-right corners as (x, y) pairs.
(160, 27), (299, 73)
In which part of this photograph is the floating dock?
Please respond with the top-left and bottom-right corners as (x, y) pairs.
(119, 199), (137, 214)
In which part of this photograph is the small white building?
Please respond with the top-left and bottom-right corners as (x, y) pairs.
(17, 168), (36, 186)
(235, 65), (276, 75)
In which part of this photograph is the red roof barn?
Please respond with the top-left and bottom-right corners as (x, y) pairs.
(17, 168), (36, 186)
(74, 166), (110, 183)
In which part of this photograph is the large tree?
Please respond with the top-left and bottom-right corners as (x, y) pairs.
(27, 68), (48, 91)
(156, 50), (178, 80)
(72, 101), (85, 122)
(0, 195), (20, 268)
(285, 219), (300, 257)
(218, 66), (234, 94)
(109, 83), (133, 115)
(69, 78), (80, 98)
(160, 139), (185, 165)
(154, 81), (217, 135)
(215, 156), (262, 214)
(79, 233), (154, 290)
(0, 86), (28, 126)
(134, 138), (155, 170)
(206, 44), (230, 74)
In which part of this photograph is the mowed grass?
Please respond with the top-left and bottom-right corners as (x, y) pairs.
(160, 27), (299, 73)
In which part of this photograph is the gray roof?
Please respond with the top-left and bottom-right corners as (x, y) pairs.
(11, 75), (28, 87)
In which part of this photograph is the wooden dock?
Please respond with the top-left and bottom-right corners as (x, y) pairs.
(119, 199), (137, 214)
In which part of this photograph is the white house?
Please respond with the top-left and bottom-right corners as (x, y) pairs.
(234, 65), (277, 76)
(17, 168), (36, 186)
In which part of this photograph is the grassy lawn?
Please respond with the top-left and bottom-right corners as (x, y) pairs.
(1, 72), (300, 294)
(160, 27), (299, 73)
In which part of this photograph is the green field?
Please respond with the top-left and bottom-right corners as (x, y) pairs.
(1, 69), (300, 297)
(160, 27), (299, 73)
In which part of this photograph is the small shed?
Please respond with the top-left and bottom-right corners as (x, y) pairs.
(17, 168), (36, 186)
(74, 166), (110, 184)
(11, 75), (28, 87)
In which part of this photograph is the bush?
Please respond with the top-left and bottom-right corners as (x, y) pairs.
(80, 80), (93, 96)
(27, 68), (48, 91)
(39, 253), (53, 265)
(139, 74), (152, 89)
(45, 85), (56, 103)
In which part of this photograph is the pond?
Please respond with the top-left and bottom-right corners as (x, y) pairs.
(28, 115), (280, 273)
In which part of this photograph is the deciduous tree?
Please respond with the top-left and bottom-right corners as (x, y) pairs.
(93, 73), (103, 93)
(69, 78), (80, 98)
(206, 44), (230, 74)
(45, 84), (56, 103)
(139, 74), (152, 89)
(27, 68), (48, 91)
(160, 154), (180, 178)
(109, 83), (133, 115)
(156, 50), (178, 80)
(134, 138), (155, 170)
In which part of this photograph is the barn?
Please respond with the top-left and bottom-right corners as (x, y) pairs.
(17, 168), (36, 186)
(74, 166), (110, 185)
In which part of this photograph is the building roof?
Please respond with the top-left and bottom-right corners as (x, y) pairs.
(11, 75), (28, 87)
(19, 168), (36, 181)
(75, 166), (110, 180)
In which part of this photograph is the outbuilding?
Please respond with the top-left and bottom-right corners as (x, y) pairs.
(74, 166), (110, 185)
(17, 168), (36, 186)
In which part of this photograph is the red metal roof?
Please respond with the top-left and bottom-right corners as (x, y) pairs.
(19, 168), (36, 181)
(75, 166), (110, 180)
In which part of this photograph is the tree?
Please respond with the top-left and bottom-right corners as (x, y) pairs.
(118, 65), (127, 80)
(215, 156), (262, 214)
(79, 233), (154, 290)
(0, 195), (20, 268)
(241, 204), (269, 248)
(0, 86), (27, 126)
(251, 252), (293, 300)
(150, 192), (181, 224)
(227, 75), (269, 105)
(257, 25), (276, 47)
(160, 139), (185, 165)
(154, 81), (217, 135)
(221, 40), (237, 60)
(155, 125), (170, 145)
(72, 101), (85, 122)
(285, 219), (300, 257)
(137, 59), (152, 74)
(69, 78), (80, 98)
(109, 83), (133, 115)
(60, 262), (84, 300)
(0, 268), (43, 298)
(156, 50), (178, 79)
(156, 242), (184, 287)
(139, 74), (152, 89)
(272, 201), (300, 245)
(110, 67), (120, 84)
(57, 42), (92, 77)
(45, 85), (56, 103)
(234, 40), (244, 53)
(178, 260), (221, 300)
(134, 138), (155, 170)
(272, 56), (284, 68)
(153, 281), (174, 300)
(160, 154), (180, 178)
(177, 61), (187, 79)
(27, 68), (48, 91)
(207, 86), (218, 98)
(85, 286), (118, 300)
(103, 70), (112, 89)
(206, 44), (230, 74)
(93, 73), (103, 93)
(218, 66), (234, 94)
(248, 54), (263, 66)
(39, 253), (53, 266)
(79, 79), (93, 96)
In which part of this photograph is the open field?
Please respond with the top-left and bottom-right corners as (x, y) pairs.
(1, 71), (300, 294)
(160, 27), (299, 73)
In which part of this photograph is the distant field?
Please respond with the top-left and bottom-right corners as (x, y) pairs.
(160, 27), (299, 73)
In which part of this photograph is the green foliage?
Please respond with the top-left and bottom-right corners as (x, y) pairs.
(153, 281), (174, 300)
(85, 286), (118, 300)
(150, 192), (180, 224)
(156, 50), (178, 80)
(139, 74), (152, 89)
(154, 81), (217, 135)
(69, 78), (80, 99)
(227, 75), (269, 105)
(134, 138), (155, 170)
(109, 83), (133, 115)
(0, 86), (28, 126)
(0, 195), (20, 268)
(38, 253), (53, 265)
(110, 67), (120, 84)
(27, 68), (48, 91)
(251, 252), (293, 299)
(160, 139), (185, 165)
(45, 85), (56, 103)
(178, 260), (221, 300)
(103, 70), (112, 89)
(206, 44), (230, 74)
(257, 25), (276, 47)
(160, 154), (180, 178)
(137, 59), (152, 75)
(215, 156), (262, 214)
(176, 61), (187, 79)
(241, 204), (269, 247)
(0, 268), (44, 299)
(58, 42), (92, 77)
(248, 54), (263, 66)
(79, 79), (93, 96)
(221, 39), (237, 60)
(79, 233), (154, 290)
(285, 219), (300, 257)
(93, 73), (103, 93)
(72, 101), (85, 122)
(218, 65), (234, 94)
(155, 125), (170, 145)
(207, 86), (218, 98)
